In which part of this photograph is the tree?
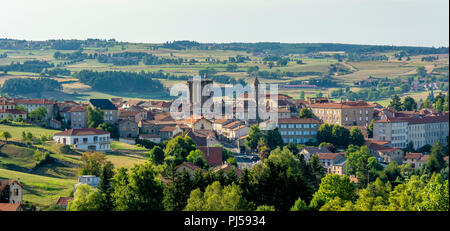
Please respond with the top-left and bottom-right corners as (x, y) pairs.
(384, 161), (402, 182)
(87, 106), (104, 128)
(256, 205), (276, 211)
(78, 152), (107, 176)
(149, 146), (165, 165)
(184, 181), (248, 211)
(426, 140), (446, 173)
(98, 161), (115, 211)
(434, 96), (444, 113)
(0, 131), (12, 141)
(111, 163), (164, 211)
(251, 147), (313, 211)
(368, 119), (374, 138)
(417, 66), (426, 77)
(331, 125), (350, 147)
(299, 108), (314, 118)
(353, 178), (392, 211)
(290, 197), (308, 211)
(299, 91), (305, 100)
(245, 125), (264, 151)
(187, 149), (207, 168)
(309, 174), (356, 210)
(163, 170), (192, 211)
(319, 142), (336, 153)
(416, 173), (449, 211)
(265, 128), (284, 150)
(97, 122), (118, 138)
(349, 127), (365, 146)
(388, 95), (402, 111)
(28, 107), (47, 122)
(164, 136), (196, 166)
(317, 124), (333, 144)
(67, 184), (102, 211)
(402, 96), (417, 111)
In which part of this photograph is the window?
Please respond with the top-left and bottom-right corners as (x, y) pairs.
(83, 138), (88, 143)
(295, 131), (302, 135)
(289, 138), (294, 143)
(296, 124), (302, 128)
(304, 124), (310, 128)
(288, 124), (294, 128)
(280, 124), (287, 128)
(296, 138), (301, 144)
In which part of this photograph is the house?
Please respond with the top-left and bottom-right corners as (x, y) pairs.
(214, 163), (243, 178)
(403, 153), (423, 170)
(184, 115), (213, 131)
(74, 175), (100, 192)
(11, 98), (57, 120)
(198, 146), (223, 167)
(367, 141), (404, 164)
(235, 155), (260, 170)
(118, 119), (139, 138)
(53, 128), (111, 151)
(316, 153), (346, 174)
(56, 197), (73, 209)
(220, 121), (250, 142)
(299, 146), (332, 162)
(0, 100), (27, 121)
(67, 106), (88, 129)
(277, 117), (321, 144)
(139, 134), (161, 143)
(185, 129), (220, 147)
(160, 126), (182, 140)
(49, 119), (62, 129)
(417, 155), (430, 169)
(89, 99), (119, 124)
(0, 179), (23, 204)
(309, 100), (375, 126)
(0, 203), (24, 211)
(175, 162), (205, 179)
(330, 158), (346, 176)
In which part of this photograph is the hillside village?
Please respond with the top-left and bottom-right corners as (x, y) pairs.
(0, 75), (448, 211)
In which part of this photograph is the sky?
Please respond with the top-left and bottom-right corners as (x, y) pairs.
(0, 0), (448, 47)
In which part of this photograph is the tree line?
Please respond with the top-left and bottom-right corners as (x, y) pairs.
(0, 78), (62, 96)
(74, 70), (165, 93)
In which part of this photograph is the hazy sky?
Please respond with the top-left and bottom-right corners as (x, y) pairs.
(1, 0), (448, 47)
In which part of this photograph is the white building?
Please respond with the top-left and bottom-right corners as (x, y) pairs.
(374, 113), (449, 150)
(73, 175), (100, 192)
(53, 128), (110, 151)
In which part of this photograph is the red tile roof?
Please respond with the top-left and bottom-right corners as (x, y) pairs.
(12, 98), (56, 105)
(0, 109), (26, 114)
(0, 203), (22, 211)
(176, 162), (204, 172)
(309, 100), (375, 109)
(317, 153), (343, 160)
(198, 146), (223, 166)
(404, 153), (422, 160)
(160, 126), (177, 132)
(54, 128), (109, 136)
(56, 197), (73, 206)
(419, 155), (429, 162)
(68, 106), (87, 112)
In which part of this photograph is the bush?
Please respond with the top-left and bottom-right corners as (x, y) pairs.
(59, 145), (72, 154)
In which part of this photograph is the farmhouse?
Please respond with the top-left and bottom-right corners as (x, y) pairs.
(53, 128), (111, 151)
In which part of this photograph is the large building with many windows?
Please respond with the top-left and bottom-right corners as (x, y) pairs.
(276, 117), (321, 144)
(309, 100), (375, 126)
(373, 113), (449, 149)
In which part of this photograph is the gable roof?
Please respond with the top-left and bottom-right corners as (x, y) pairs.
(301, 146), (332, 154)
(0, 203), (22, 211)
(198, 146), (223, 166)
(317, 153), (344, 160)
(89, 99), (117, 110)
(54, 128), (109, 136)
(175, 162), (204, 172)
(404, 153), (422, 160)
(56, 197), (73, 206)
(185, 129), (207, 146)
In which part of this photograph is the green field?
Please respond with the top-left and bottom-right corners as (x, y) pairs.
(0, 124), (59, 141)
(0, 168), (76, 210)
